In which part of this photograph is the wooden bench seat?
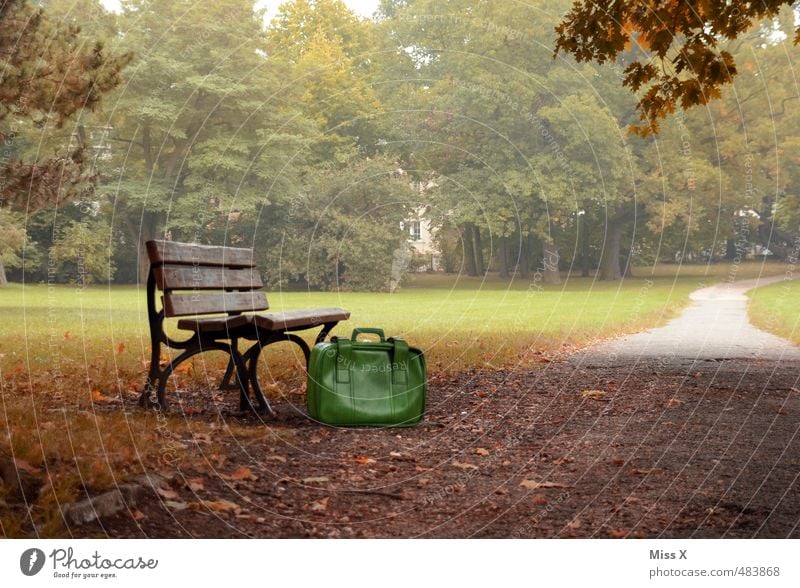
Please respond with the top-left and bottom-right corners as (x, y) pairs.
(176, 308), (351, 333)
(140, 240), (349, 415)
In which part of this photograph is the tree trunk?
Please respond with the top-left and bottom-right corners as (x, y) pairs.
(599, 219), (623, 280)
(725, 238), (736, 260)
(580, 213), (590, 277)
(472, 224), (485, 275)
(0, 258), (7, 286)
(463, 224), (477, 276)
(498, 236), (509, 278)
(515, 232), (529, 278)
(542, 240), (560, 284)
(622, 249), (634, 277)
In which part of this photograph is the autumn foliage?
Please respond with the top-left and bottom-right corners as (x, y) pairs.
(554, 0), (798, 134)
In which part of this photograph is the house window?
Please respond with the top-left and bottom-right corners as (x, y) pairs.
(409, 221), (422, 241)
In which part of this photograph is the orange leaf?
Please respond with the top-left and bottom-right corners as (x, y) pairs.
(13, 458), (40, 475)
(222, 466), (257, 481)
(91, 389), (115, 403)
(115, 342), (126, 355)
(354, 456), (376, 465)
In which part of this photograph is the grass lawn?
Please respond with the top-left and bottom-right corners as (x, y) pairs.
(0, 259), (790, 536)
(0, 259), (790, 375)
(748, 278), (800, 344)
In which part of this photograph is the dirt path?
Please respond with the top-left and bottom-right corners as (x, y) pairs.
(575, 276), (800, 362)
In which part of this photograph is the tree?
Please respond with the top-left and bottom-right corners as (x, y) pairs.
(0, 210), (26, 285)
(0, 0), (129, 211)
(554, 0), (799, 135)
(95, 0), (313, 281)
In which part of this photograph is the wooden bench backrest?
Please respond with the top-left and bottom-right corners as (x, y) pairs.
(146, 240), (268, 317)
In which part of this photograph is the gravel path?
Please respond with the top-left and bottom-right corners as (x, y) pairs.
(576, 276), (800, 363)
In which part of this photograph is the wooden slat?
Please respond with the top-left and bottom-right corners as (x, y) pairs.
(162, 291), (268, 317)
(154, 264), (263, 291)
(146, 240), (255, 268)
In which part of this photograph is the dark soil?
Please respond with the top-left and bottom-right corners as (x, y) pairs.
(69, 358), (800, 538)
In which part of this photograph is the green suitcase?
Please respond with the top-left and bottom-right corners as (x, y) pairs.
(306, 328), (426, 427)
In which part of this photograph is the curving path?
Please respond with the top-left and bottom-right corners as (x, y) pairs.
(577, 275), (800, 362)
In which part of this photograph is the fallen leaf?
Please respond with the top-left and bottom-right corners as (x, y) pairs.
(531, 494), (549, 505)
(174, 362), (193, 375)
(452, 461), (478, 471)
(666, 398), (683, 407)
(192, 433), (212, 445)
(417, 478), (431, 488)
(495, 488), (508, 495)
(115, 342), (126, 355)
(192, 499), (240, 513)
(156, 487), (179, 500)
(568, 518), (582, 529)
(581, 389), (608, 400)
(302, 476), (329, 484)
(475, 448), (490, 456)
(186, 478), (205, 492)
(354, 456), (376, 465)
(612, 458), (625, 466)
(63, 331), (74, 341)
(91, 389), (115, 403)
(310, 497), (329, 512)
(132, 510), (146, 521)
(609, 529), (629, 538)
(13, 458), (40, 475)
(520, 480), (569, 490)
(165, 500), (189, 511)
(265, 455), (287, 463)
(389, 451), (403, 458)
(227, 466), (257, 481)
(631, 468), (660, 476)
(552, 456), (575, 465)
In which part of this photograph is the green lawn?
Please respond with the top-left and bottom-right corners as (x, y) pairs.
(0, 260), (790, 375)
(748, 278), (800, 344)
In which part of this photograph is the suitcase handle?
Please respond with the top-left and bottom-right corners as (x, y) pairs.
(351, 327), (385, 342)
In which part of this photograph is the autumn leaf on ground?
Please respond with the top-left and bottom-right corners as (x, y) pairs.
(568, 518), (582, 529)
(115, 342), (126, 355)
(552, 456), (574, 465)
(13, 458), (40, 475)
(165, 500), (189, 511)
(91, 389), (115, 403)
(221, 466), (257, 482)
(354, 456), (376, 465)
(609, 529), (629, 538)
(265, 455), (287, 463)
(631, 468), (661, 476)
(581, 389), (608, 400)
(310, 497), (329, 512)
(63, 331), (75, 341)
(186, 478), (205, 492)
(173, 362), (193, 375)
(531, 494), (548, 505)
(452, 461), (478, 471)
(192, 499), (241, 514)
(520, 480), (569, 490)
(666, 398), (683, 407)
(156, 487), (179, 500)
(302, 476), (329, 484)
(475, 448), (490, 456)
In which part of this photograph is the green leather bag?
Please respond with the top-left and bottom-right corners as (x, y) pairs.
(306, 328), (426, 427)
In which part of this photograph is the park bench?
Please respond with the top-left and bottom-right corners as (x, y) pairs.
(139, 240), (350, 415)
